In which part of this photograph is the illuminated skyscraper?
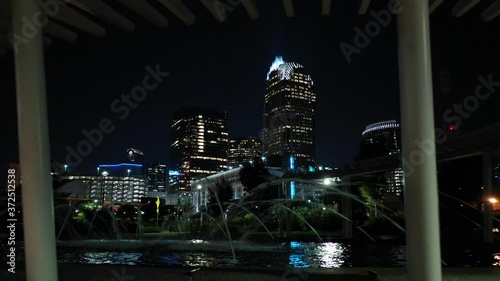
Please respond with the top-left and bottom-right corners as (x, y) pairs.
(228, 137), (262, 168)
(359, 120), (403, 196)
(170, 106), (229, 195)
(360, 120), (401, 158)
(145, 162), (167, 192)
(263, 56), (316, 169)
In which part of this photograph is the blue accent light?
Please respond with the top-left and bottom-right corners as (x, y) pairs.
(290, 181), (296, 200)
(169, 170), (181, 176)
(267, 56), (285, 79)
(308, 166), (315, 172)
(290, 155), (295, 170)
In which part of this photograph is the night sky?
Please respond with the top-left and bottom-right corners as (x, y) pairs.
(1, 0), (499, 177)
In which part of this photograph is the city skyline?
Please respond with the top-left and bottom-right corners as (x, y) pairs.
(2, 0), (499, 177)
(1, 1), (500, 278)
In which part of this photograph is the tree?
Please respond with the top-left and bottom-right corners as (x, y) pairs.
(207, 178), (233, 217)
(359, 184), (385, 218)
(239, 157), (269, 194)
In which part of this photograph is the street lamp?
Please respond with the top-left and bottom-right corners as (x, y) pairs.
(323, 178), (331, 185)
(64, 164), (68, 172)
(196, 185), (202, 211)
(127, 169), (131, 176)
(197, 184), (203, 227)
(489, 197), (498, 204)
(101, 169), (109, 204)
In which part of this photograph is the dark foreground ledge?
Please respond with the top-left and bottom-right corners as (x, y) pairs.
(2, 264), (500, 281)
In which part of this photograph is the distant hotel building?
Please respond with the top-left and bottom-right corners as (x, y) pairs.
(359, 120), (403, 196)
(145, 162), (167, 192)
(228, 137), (262, 168)
(61, 163), (147, 203)
(170, 106), (229, 195)
(263, 56), (316, 169)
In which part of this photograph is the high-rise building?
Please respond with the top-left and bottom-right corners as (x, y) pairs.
(170, 106), (229, 195)
(228, 137), (262, 168)
(263, 56), (316, 169)
(360, 120), (401, 158)
(145, 162), (167, 192)
(359, 120), (403, 196)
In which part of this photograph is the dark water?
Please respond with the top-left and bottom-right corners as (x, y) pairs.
(11, 240), (499, 268)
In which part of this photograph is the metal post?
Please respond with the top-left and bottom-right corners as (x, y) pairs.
(483, 151), (493, 243)
(13, 1), (58, 280)
(397, 1), (442, 280)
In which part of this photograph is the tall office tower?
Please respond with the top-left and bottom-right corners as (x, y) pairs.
(228, 137), (262, 168)
(263, 56), (316, 169)
(145, 162), (167, 192)
(359, 120), (403, 196)
(170, 106), (229, 195)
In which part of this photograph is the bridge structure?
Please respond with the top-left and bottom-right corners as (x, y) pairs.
(2, 1), (499, 281)
(328, 123), (500, 242)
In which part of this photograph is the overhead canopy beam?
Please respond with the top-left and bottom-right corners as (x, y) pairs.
(158, 0), (195, 25)
(0, 33), (52, 48)
(242, 0), (259, 20)
(64, 0), (95, 15)
(481, 0), (500, 21)
(42, 2), (106, 37)
(282, 0), (295, 18)
(72, 0), (135, 31)
(200, 0), (227, 22)
(358, 0), (371, 15)
(322, 0), (332, 16)
(44, 20), (78, 43)
(452, 0), (481, 17)
(429, 0), (445, 13)
(115, 0), (168, 28)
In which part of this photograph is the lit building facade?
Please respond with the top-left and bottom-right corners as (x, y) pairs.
(191, 167), (244, 211)
(359, 120), (403, 196)
(263, 56), (316, 169)
(170, 106), (229, 196)
(61, 174), (147, 203)
(145, 162), (167, 192)
(228, 137), (262, 168)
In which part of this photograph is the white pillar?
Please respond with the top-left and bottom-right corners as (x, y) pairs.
(397, 1), (442, 281)
(13, 1), (58, 281)
(483, 151), (493, 243)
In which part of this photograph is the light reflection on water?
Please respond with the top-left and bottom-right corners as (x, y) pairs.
(44, 240), (500, 268)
